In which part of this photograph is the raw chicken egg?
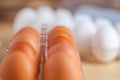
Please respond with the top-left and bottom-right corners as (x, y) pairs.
(55, 8), (75, 33)
(95, 17), (113, 29)
(74, 14), (96, 54)
(43, 42), (83, 80)
(8, 41), (36, 62)
(91, 26), (119, 63)
(31, 6), (56, 32)
(48, 26), (75, 49)
(0, 50), (38, 80)
(10, 27), (40, 53)
(13, 8), (37, 33)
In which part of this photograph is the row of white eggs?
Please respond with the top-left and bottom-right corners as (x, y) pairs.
(13, 6), (120, 63)
(13, 6), (75, 33)
(75, 16), (120, 63)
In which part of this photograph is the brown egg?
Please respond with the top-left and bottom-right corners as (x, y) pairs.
(48, 26), (76, 49)
(48, 26), (73, 41)
(8, 41), (39, 63)
(48, 36), (75, 50)
(0, 50), (38, 80)
(43, 26), (83, 80)
(43, 42), (83, 80)
(10, 27), (40, 54)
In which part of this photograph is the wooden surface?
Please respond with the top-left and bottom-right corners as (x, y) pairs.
(0, 22), (120, 80)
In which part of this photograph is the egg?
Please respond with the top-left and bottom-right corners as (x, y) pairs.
(115, 23), (120, 58)
(95, 17), (113, 29)
(42, 26), (83, 80)
(8, 41), (36, 62)
(91, 26), (119, 63)
(48, 26), (74, 42)
(13, 8), (37, 33)
(0, 50), (38, 80)
(75, 14), (93, 24)
(48, 26), (76, 49)
(31, 6), (56, 32)
(74, 14), (96, 54)
(43, 26), (83, 80)
(10, 27), (40, 54)
(43, 42), (83, 80)
(55, 8), (75, 33)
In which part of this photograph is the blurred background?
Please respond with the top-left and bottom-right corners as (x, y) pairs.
(0, 0), (120, 80)
(0, 0), (120, 22)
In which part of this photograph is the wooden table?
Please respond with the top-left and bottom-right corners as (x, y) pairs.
(82, 57), (120, 80)
(0, 22), (120, 80)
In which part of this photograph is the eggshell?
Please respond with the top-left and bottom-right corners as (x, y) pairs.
(0, 50), (38, 80)
(13, 8), (37, 33)
(8, 42), (36, 61)
(115, 23), (120, 58)
(74, 14), (96, 54)
(43, 42), (83, 80)
(48, 26), (74, 42)
(55, 8), (75, 33)
(95, 17), (113, 29)
(48, 26), (75, 49)
(75, 14), (93, 24)
(91, 26), (119, 63)
(31, 6), (56, 32)
(10, 27), (40, 54)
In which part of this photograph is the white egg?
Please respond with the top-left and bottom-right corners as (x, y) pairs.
(75, 14), (93, 24)
(95, 17), (113, 29)
(31, 6), (56, 32)
(13, 7), (37, 33)
(55, 8), (75, 32)
(74, 14), (96, 54)
(115, 23), (120, 58)
(92, 26), (119, 63)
